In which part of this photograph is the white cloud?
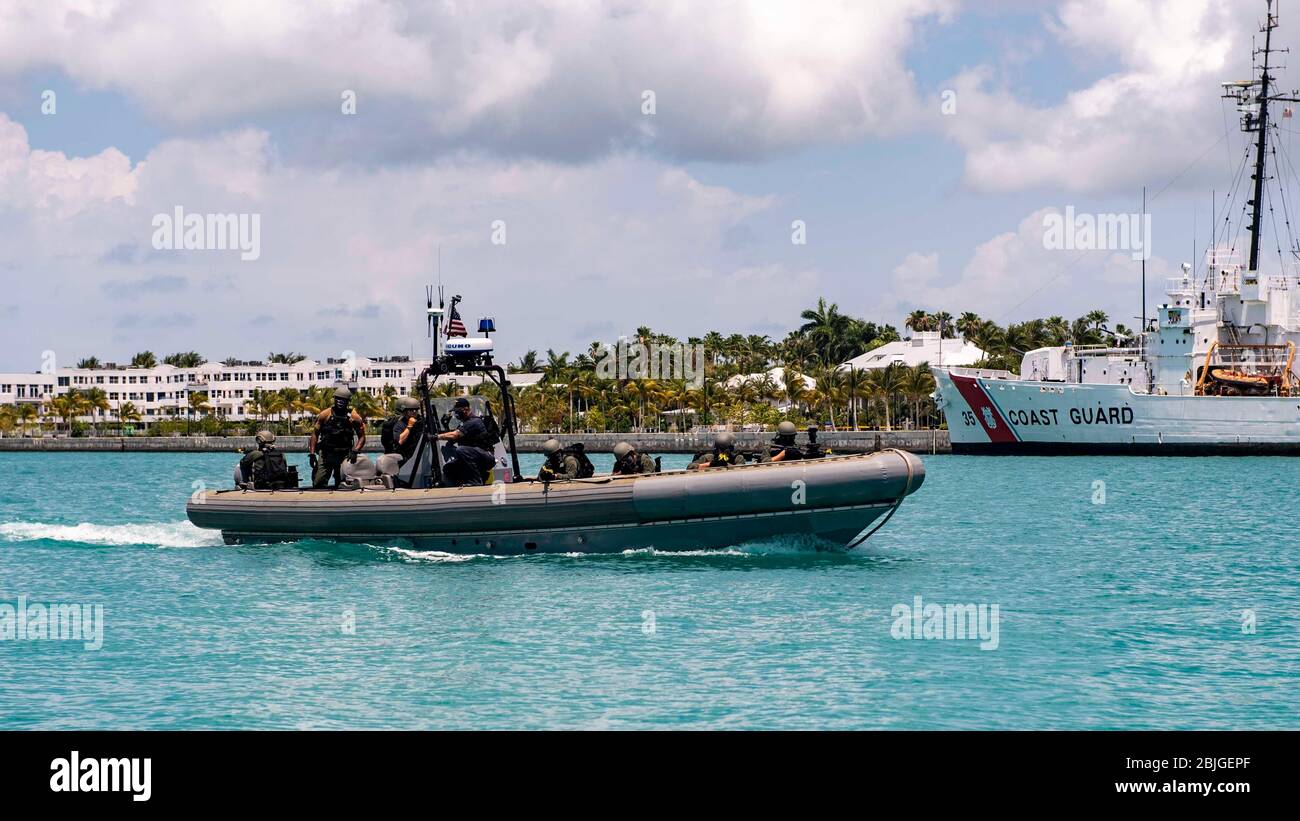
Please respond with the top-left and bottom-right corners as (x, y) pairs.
(0, 0), (954, 161)
(885, 208), (1176, 322)
(0, 113), (809, 368)
(0, 114), (138, 217)
(944, 0), (1251, 193)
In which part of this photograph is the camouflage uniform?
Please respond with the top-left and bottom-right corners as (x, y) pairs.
(614, 451), (659, 475)
(541, 453), (580, 480)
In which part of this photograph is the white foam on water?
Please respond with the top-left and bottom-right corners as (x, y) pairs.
(620, 546), (752, 558)
(383, 546), (513, 563)
(0, 520), (224, 549)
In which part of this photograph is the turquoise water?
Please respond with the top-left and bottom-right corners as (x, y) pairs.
(0, 451), (1296, 730)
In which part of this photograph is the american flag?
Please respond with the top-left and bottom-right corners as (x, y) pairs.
(445, 302), (467, 337)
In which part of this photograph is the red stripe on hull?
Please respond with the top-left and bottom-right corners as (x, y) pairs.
(948, 374), (1018, 443)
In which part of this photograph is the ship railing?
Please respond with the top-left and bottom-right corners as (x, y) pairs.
(1205, 247), (1241, 266)
(1069, 344), (1142, 357)
(948, 366), (1014, 380)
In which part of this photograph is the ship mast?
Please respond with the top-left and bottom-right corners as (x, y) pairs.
(1228, 1), (1300, 272)
(1248, 2), (1277, 272)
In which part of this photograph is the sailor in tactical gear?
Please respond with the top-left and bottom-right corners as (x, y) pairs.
(766, 420), (804, 462)
(309, 386), (367, 488)
(611, 441), (658, 475)
(435, 397), (496, 486)
(688, 430), (746, 470)
(538, 438), (579, 481)
(236, 429), (294, 488)
(803, 424), (827, 459)
(381, 396), (423, 462)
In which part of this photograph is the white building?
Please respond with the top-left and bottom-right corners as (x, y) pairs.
(0, 357), (551, 426)
(0, 356), (430, 424)
(839, 332), (985, 372)
(725, 367), (817, 412)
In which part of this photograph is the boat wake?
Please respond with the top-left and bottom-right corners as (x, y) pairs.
(0, 520), (224, 549)
(381, 533), (851, 563)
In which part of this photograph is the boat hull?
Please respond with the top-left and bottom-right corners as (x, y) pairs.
(187, 450), (924, 554)
(934, 368), (1300, 455)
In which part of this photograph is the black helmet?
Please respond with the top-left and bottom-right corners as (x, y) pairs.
(542, 438), (563, 456)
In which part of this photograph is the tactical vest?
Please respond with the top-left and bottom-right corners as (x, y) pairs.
(318, 408), (356, 451)
(381, 416), (402, 454)
(252, 449), (291, 488)
(566, 444), (595, 478)
(708, 448), (738, 467)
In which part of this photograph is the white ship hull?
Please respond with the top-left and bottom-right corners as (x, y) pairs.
(934, 368), (1300, 455)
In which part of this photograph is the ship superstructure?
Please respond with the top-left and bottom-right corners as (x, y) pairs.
(935, 1), (1300, 454)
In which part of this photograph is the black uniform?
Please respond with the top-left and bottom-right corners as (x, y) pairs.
(767, 439), (804, 462)
(441, 415), (496, 486)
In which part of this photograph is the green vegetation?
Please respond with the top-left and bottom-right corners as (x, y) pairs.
(3, 302), (1122, 437)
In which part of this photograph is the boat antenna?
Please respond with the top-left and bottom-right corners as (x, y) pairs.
(1141, 185), (1147, 332)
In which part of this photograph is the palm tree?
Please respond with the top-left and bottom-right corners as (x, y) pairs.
(866, 364), (906, 431)
(267, 352), (307, 364)
(0, 406), (15, 437)
(75, 357), (102, 369)
(901, 364), (936, 428)
(163, 351), (207, 368)
(509, 350), (542, 373)
(84, 388), (110, 434)
(932, 311), (955, 338)
(349, 389), (381, 422)
(800, 298), (853, 364)
(841, 365), (868, 430)
(187, 391), (212, 434)
(905, 310), (932, 334)
(809, 364), (843, 428)
(117, 402), (142, 432)
(956, 312), (982, 340)
(131, 351), (158, 368)
(781, 369), (809, 415)
(47, 394), (81, 433)
(15, 403), (38, 436)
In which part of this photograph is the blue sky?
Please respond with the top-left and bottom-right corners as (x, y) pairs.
(0, 0), (1283, 370)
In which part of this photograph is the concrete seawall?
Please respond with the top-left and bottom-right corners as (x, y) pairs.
(0, 430), (951, 455)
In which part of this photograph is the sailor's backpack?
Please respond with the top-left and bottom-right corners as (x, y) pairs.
(380, 415), (401, 454)
(252, 450), (295, 489)
(481, 412), (503, 448)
